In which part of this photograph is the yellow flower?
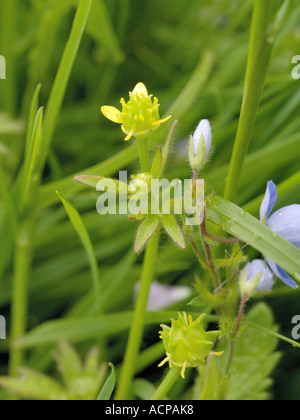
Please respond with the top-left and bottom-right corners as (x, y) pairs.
(101, 82), (172, 141)
(158, 313), (223, 379)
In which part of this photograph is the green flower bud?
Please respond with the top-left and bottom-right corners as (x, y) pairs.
(189, 120), (212, 171)
(158, 312), (222, 378)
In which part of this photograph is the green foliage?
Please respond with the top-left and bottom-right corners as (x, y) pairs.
(198, 303), (281, 400)
(0, 342), (106, 400)
(1, 0), (300, 401)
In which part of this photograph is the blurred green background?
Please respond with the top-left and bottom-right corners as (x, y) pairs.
(0, 0), (300, 400)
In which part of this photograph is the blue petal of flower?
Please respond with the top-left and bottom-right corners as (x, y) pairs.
(266, 258), (298, 289)
(245, 260), (274, 292)
(260, 181), (278, 223)
(266, 204), (300, 249)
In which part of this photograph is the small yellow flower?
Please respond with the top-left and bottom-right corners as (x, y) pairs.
(101, 82), (172, 141)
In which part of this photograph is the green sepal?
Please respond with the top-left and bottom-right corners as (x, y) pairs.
(151, 146), (163, 178)
(135, 215), (160, 253)
(161, 214), (186, 249)
(188, 134), (207, 171)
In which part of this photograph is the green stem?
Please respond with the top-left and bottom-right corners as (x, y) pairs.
(115, 230), (160, 400)
(224, 0), (277, 202)
(225, 293), (248, 375)
(200, 223), (221, 289)
(137, 137), (151, 173)
(151, 367), (181, 400)
(9, 219), (35, 376)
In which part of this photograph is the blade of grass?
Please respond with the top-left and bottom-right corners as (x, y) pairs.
(16, 311), (208, 349)
(9, 109), (44, 377)
(56, 191), (101, 308)
(40, 0), (94, 170)
(224, 0), (282, 202)
(207, 195), (300, 283)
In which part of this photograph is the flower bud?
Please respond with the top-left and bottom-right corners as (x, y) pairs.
(239, 260), (274, 298)
(189, 119), (212, 171)
(158, 312), (222, 379)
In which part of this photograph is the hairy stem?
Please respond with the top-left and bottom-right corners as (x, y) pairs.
(151, 367), (181, 400)
(115, 230), (160, 399)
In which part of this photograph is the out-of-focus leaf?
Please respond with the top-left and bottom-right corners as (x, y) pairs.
(97, 363), (115, 401)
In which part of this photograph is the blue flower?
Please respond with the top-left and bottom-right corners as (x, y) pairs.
(239, 260), (274, 297)
(260, 181), (300, 289)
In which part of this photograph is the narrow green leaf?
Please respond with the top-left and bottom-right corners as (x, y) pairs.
(87, 0), (124, 63)
(74, 175), (128, 193)
(57, 191), (101, 302)
(97, 363), (115, 401)
(40, 0), (93, 170)
(207, 195), (300, 283)
(20, 107), (44, 210)
(16, 311), (188, 348)
(24, 83), (42, 161)
(151, 146), (162, 178)
(160, 120), (178, 179)
(54, 341), (83, 386)
(162, 214), (185, 249)
(135, 216), (160, 253)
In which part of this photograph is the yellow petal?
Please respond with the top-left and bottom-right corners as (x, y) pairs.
(101, 106), (122, 124)
(152, 115), (172, 126)
(213, 351), (224, 357)
(132, 82), (148, 97)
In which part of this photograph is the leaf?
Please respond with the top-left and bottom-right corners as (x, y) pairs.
(160, 120), (178, 179)
(20, 107), (44, 210)
(207, 196), (300, 283)
(0, 368), (68, 400)
(198, 303), (281, 400)
(54, 341), (83, 386)
(161, 214), (185, 249)
(57, 191), (101, 301)
(97, 363), (115, 401)
(86, 0), (124, 63)
(74, 175), (128, 194)
(135, 216), (160, 253)
(151, 146), (162, 178)
(16, 311), (183, 349)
